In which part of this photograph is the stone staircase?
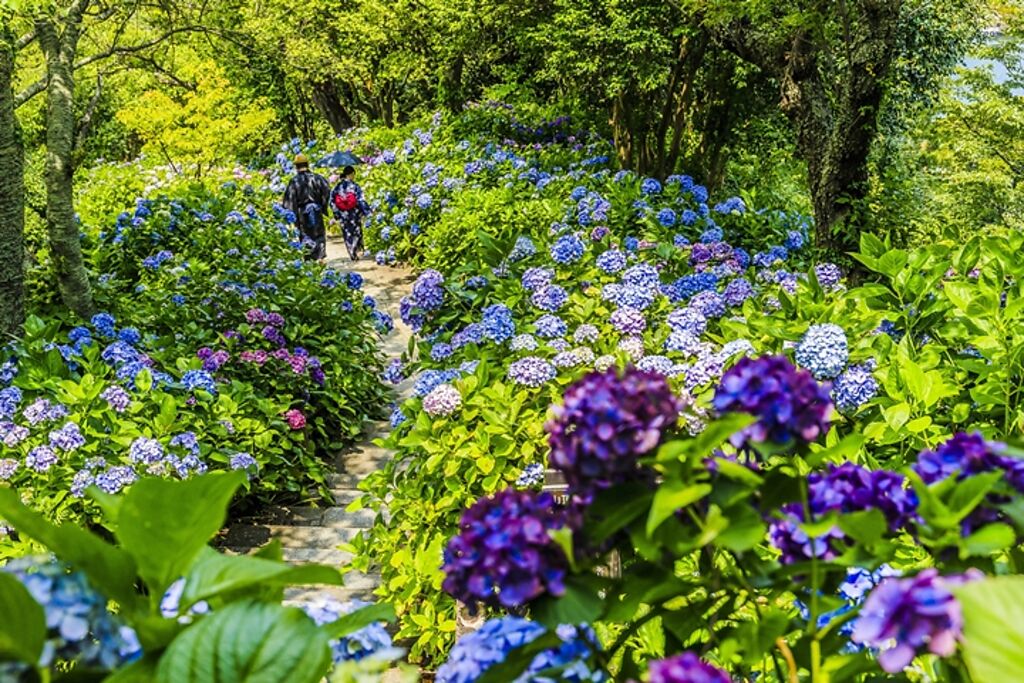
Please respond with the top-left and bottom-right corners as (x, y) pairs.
(221, 238), (415, 607)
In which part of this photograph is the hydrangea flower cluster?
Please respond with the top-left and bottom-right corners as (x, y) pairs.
(442, 489), (569, 609)
(0, 556), (142, 675)
(647, 652), (732, 683)
(769, 463), (917, 563)
(299, 597), (393, 663)
(547, 367), (681, 503)
(795, 324), (849, 380)
(437, 618), (605, 683)
(832, 361), (879, 412)
(423, 384), (462, 417)
(851, 568), (982, 673)
(713, 355), (833, 448)
(508, 357), (557, 387)
(482, 304), (516, 343)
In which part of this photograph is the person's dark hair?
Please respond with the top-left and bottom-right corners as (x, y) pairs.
(343, 165), (355, 177)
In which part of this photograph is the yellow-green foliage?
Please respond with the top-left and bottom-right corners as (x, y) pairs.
(117, 59), (276, 177)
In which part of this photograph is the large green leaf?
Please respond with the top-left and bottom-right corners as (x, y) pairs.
(956, 577), (1024, 682)
(0, 572), (46, 666)
(116, 472), (246, 597)
(180, 548), (343, 610)
(155, 601), (331, 683)
(532, 576), (604, 629)
(646, 481), (710, 536)
(0, 489), (139, 610)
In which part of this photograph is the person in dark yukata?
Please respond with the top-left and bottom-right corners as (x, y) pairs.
(331, 165), (371, 261)
(282, 153), (331, 262)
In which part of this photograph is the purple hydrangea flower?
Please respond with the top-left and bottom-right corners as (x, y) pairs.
(648, 652), (731, 683)
(510, 334), (538, 352)
(547, 367), (681, 503)
(129, 437), (165, 465)
(573, 325), (599, 344)
(723, 278), (755, 307)
(852, 569), (982, 673)
(914, 432), (1024, 496)
(713, 355), (833, 447)
(412, 269), (445, 311)
(25, 446), (58, 473)
(814, 263), (843, 289)
(442, 489), (569, 610)
(610, 307), (646, 335)
(0, 458), (19, 480)
(508, 357), (557, 387)
(230, 453), (258, 471)
(382, 359), (404, 385)
(96, 466), (138, 494)
(689, 291), (726, 319)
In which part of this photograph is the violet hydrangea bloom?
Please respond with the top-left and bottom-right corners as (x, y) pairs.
(508, 357), (556, 388)
(712, 355), (832, 448)
(547, 367), (681, 503)
(442, 489), (569, 610)
(648, 652), (731, 683)
(851, 568), (982, 673)
(914, 432), (1024, 490)
(423, 384), (462, 417)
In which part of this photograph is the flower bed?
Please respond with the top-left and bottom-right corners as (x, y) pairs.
(341, 105), (1024, 678)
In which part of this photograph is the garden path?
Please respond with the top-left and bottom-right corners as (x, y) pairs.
(221, 236), (415, 607)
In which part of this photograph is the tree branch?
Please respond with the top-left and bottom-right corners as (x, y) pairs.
(74, 74), (102, 150)
(16, 25), (212, 109)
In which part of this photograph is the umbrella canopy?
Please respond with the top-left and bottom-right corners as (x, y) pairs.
(317, 150), (362, 168)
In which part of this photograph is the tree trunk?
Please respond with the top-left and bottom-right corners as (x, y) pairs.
(311, 78), (354, 134)
(37, 7), (95, 319)
(0, 17), (25, 339)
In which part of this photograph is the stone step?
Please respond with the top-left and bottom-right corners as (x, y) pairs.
(281, 547), (354, 565)
(283, 583), (379, 605)
(270, 525), (364, 549)
(332, 489), (363, 506)
(282, 506), (378, 528)
(326, 472), (363, 489)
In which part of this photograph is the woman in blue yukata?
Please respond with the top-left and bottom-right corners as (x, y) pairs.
(331, 165), (371, 261)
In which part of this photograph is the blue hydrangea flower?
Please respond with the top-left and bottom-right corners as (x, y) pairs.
(833, 362), (879, 412)
(657, 208), (677, 227)
(482, 304), (516, 343)
(534, 315), (567, 339)
(522, 267), (555, 292)
(181, 370), (217, 394)
(641, 178), (662, 195)
(532, 285), (568, 312)
(795, 324), (850, 380)
(300, 598), (393, 663)
(0, 557), (141, 674)
(595, 250), (626, 274)
(550, 234), (585, 264)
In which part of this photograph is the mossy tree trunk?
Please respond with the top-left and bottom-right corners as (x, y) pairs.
(36, 1), (95, 319)
(0, 15), (25, 339)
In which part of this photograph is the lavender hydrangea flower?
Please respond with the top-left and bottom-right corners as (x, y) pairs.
(510, 334), (538, 352)
(230, 453), (257, 471)
(814, 263), (843, 289)
(508, 357), (557, 387)
(423, 384), (462, 417)
(666, 307), (707, 336)
(573, 325), (599, 344)
(95, 466), (138, 494)
(851, 569), (982, 673)
(795, 324), (849, 380)
(617, 336), (645, 361)
(49, 422), (86, 452)
(442, 490), (569, 610)
(610, 307), (646, 335)
(648, 652), (731, 683)
(689, 291), (726, 319)
(522, 267), (555, 292)
(547, 367), (681, 503)
(129, 437), (165, 465)
(713, 355), (833, 448)
(723, 278), (755, 307)
(431, 342), (454, 361)
(665, 330), (702, 356)
(0, 458), (19, 480)
(532, 285), (569, 312)
(26, 446), (58, 473)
